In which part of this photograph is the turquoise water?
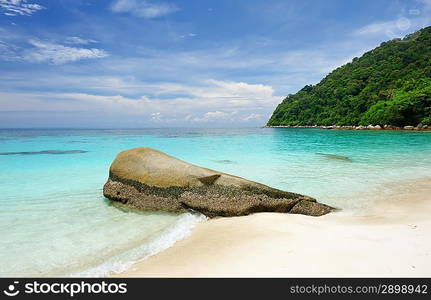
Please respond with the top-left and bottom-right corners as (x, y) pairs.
(1, 128), (431, 277)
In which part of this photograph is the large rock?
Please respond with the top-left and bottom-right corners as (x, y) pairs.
(103, 148), (333, 217)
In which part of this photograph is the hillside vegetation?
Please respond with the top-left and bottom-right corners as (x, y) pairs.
(267, 26), (431, 126)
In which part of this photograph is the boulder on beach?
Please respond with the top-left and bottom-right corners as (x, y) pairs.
(103, 147), (333, 218)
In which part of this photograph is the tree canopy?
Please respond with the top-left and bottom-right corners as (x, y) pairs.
(267, 26), (431, 126)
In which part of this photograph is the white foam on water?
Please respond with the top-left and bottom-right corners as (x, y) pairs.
(71, 212), (207, 277)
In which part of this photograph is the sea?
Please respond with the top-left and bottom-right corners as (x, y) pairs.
(1, 127), (431, 277)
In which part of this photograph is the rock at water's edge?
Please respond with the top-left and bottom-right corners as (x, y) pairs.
(103, 147), (333, 217)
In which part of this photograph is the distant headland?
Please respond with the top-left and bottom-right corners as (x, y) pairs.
(264, 124), (431, 130)
(268, 26), (431, 129)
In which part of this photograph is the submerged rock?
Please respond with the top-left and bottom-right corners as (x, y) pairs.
(316, 153), (352, 162)
(212, 159), (238, 164)
(103, 147), (333, 218)
(0, 150), (88, 156)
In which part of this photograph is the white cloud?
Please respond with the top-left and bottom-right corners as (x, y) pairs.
(0, 79), (280, 126)
(241, 113), (262, 121)
(353, 1), (431, 39)
(110, 0), (178, 18)
(206, 80), (274, 99)
(0, 40), (20, 61)
(22, 40), (108, 64)
(353, 19), (412, 38)
(190, 111), (237, 122)
(0, 0), (44, 16)
(177, 33), (197, 39)
(151, 112), (162, 121)
(279, 47), (358, 75)
(94, 40), (362, 96)
(64, 36), (98, 45)
(153, 80), (276, 102)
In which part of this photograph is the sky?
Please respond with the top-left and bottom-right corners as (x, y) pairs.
(0, 0), (430, 128)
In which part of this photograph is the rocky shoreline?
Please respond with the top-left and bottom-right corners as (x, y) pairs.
(265, 124), (431, 130)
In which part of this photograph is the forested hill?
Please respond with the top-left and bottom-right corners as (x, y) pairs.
(267, 26), (431, 127)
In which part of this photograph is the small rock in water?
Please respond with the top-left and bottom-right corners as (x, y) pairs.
(316, 153), (352, 162)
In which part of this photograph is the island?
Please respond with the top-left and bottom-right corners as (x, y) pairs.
(267, 26), (431, 129)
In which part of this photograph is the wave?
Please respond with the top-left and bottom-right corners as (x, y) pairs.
(71, 212), (207, 277)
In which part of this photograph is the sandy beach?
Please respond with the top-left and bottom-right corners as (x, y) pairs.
(115, 178), (431, 277)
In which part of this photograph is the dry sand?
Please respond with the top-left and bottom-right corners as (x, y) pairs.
(115, 178), (431, 277)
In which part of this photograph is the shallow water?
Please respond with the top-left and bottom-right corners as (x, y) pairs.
(1, 128), (430, 276)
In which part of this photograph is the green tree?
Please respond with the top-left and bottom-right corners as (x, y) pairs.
(267, 26), (431, 127)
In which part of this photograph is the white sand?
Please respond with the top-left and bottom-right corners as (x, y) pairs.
(115, 178), (431, 277)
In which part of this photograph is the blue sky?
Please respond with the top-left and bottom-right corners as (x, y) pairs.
(0, 0), (430, 128)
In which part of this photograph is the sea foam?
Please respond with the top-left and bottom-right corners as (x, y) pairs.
(71, 212), (207, 277)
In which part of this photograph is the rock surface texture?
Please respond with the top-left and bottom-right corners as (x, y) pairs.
(103, 147), (333, 217)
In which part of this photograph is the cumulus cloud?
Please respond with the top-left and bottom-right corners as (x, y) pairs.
(241, 113), (262, 121)
(206, 80), (274, 99)
(22, 40), (108, 64)
(195, 111), (265, 123)
(189, 111), (237, 122)
(152, 80), (276, 103)
(0, 0), (44, 16)
(110, 0), (178, 18)
(0, 80), (280, 126)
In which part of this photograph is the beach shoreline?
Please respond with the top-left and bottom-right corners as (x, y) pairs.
(114, 177), (431, 278)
